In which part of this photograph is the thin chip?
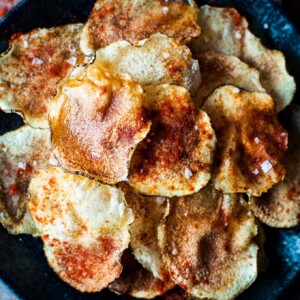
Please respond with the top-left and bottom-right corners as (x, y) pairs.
(49, 65), (151, 185)
(80, 0), (200, 55)
(194, 51), (265, 107)
(28, 167), (134, 293)
(119, 182), (170, 280)
(128, 84), (216, 197)
(94, 33), (201, 96)
(202, 85), (288, 196)
(0, 24), (88, 128)
(109, 249), (175, 299)
(190, 5), (296, 112)
(158, 184), (258, 300)
(250, 106), (300, 227)
(0, 125), (52, 235)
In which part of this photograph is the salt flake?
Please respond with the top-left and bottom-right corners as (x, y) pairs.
(184, 168), (193, 179)
(261, 160), (272, 173)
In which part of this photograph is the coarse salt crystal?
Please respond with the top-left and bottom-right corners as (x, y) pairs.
(162, 53), (170, 59)
(33, 160), (37, 166)
(261, 160), (272, 173)
(172, 248), (178, 255)
(17, 162), (26, 170)
(281, 132), (286, 136)
(49, 154), (58, 166)
(162, 6), (169, 14)
(263, 23), (269, 29)
(194, 125), (199, 130)
(23, 40), (29, 48)
(32, 57), (44, 65)
(232, 87), (240, 93)
(184, 168), (193, 179)
(225, 159), (230, 167)
(254, 137), (260, 144)
(156, 197), (165, 205)
(253, 168), (259, 175)
(235, 31), (242, 39)
(67, 56), (77, 66)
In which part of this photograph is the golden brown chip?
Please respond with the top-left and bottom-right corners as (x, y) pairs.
(0, 24), (88, 128)
(0, 125), (53, 235)
(250, 106), (300, 227)
(119, 182), (170, 280)
(49, 65), (151, 185)
(80, 0), (200, 54)
(109, 249), (175, 299)
(128, 84), (216, 197)
(158, 184), (258, 300)
(190, 5), (296, 112)
(28, 167), (134, 293)
(202, 85), (288, 196)
(94, 33), (201, 96)
(194, 51), (265, 106)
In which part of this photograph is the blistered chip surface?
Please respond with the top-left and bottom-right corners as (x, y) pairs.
(190, 5), (296, 112)
(50, 65), (151, 185)
(0, 24), (87, 128)
(28, 167), (134, 292)
(158, 184), (258, 300)
(0, 125), (52, 235)
(202, 85), (287, 196)
(128, 84), (216, 197)
(80, 0), (200, 54)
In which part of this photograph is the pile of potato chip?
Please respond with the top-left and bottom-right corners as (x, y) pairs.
(0, 1), (299, 299)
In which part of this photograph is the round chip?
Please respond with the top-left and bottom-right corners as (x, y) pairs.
(93, 33), (201, 96)
(202, 85), (288, 196)
(80, 0), (200, 55)
(0, 125), (52, 236)
(0, 24), (88, 128)
(128, 84), (216, 197)
(28, 167), (134, 293)
(190, 5), (296, 112)
(49, 65), (151, 185)
(250, 106), (300, 227)
(109, 249), (175, 299)
(158, 184), (258, 300)
(194, 51), (265, 106)
(119, 182), (170, 280)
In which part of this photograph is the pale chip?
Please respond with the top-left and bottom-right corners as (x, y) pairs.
(194, 51), (265, 106)
(158, 184), (258, 300)
(28, 167), (134, 292)
(49, 65), (151, 185)
(80, 0), (200, 54)
(119, 182), (170, 280)
(0, 125), (52, 235)
(128, 84), (216, 197)
(0, 24), (88, 128)
(250, 106), (300, 227)
(190, 5), (296, 112)
(94, 33), (201, 96)
(202, 85), (287, 196)
(109, 249), (175, 299)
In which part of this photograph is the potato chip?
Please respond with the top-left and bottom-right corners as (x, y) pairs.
(194, 51), (265, 106)
(0, 24), (88, 128)
(202, 85), (287, 196)
(49, 65), (151, 185)
(94, 33), (201, 96)
(190, 5), (296, 112)
(119, 182), (170, 280)
(158, 184), (258, 300)
(250, 106), (300, 227)
(80, 0), (200, 55)
(109, 249), (175, 299)
(28, 167), (134, 293)
(0, 125), (52, 235)
(128, 84), (216, 197)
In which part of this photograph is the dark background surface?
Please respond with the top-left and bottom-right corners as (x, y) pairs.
(0, 0), (299, 299)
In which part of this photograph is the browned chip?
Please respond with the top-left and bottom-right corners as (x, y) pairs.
(202, 85), (288, 196)
(109, 249), (175, 299)
(80, 0), (200, 54)
(158, 184), (258, 299)
(128, 84), (216, 197)
(250, 106), (300, 227)
(194, 51), (265, 106)
(0, 24), (88, 128)
(190, 5), (296, 112)
(49, 65), (151, 185)
(0, 125), (53, 235)
(119, 182), (170, 280)
(94, 33), (201, 96)
(28, 167), (134, 293)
